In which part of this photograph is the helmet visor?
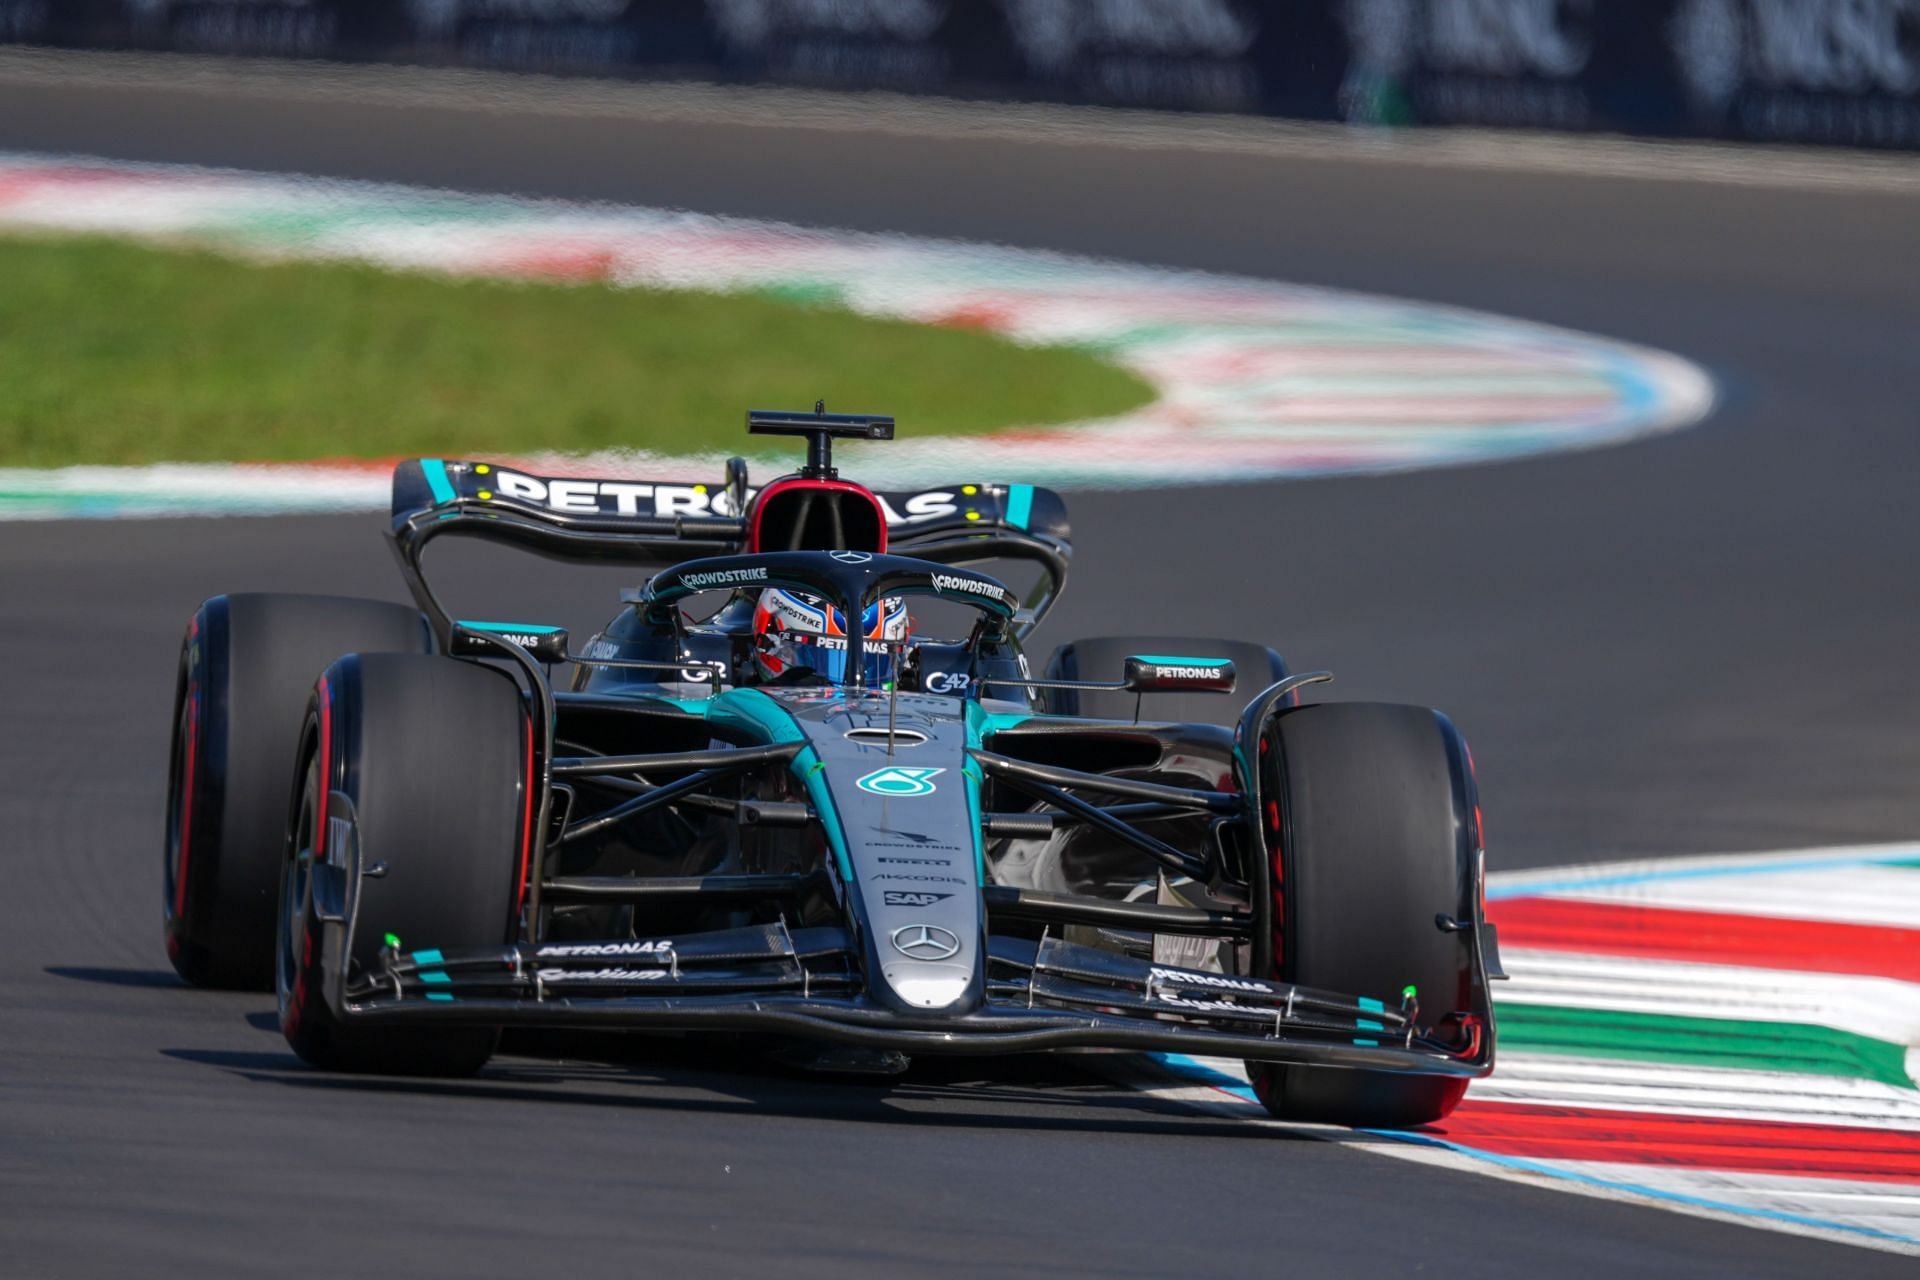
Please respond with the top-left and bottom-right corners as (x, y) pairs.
(779, 634), (898, 687)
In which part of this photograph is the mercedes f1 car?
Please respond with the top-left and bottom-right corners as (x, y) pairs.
(164, 409), (1502, 1128)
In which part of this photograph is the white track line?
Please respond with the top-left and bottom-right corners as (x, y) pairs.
(1496, 949), (1920, 1049)
(1472, 1055), (1920, 1131)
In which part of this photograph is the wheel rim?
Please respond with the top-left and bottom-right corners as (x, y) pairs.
(276, 748), (320, 1012)
(162, 648), (192, 925)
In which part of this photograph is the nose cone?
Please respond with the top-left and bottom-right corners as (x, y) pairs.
(882, 961), (973, 1010)
(774, 689), (986, 1014)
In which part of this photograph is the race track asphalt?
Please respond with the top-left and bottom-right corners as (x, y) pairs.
(2, 66), (1917, 1278)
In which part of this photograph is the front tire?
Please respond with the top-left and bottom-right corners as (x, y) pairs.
(164, 594), (429, 989)
(278, 653), (531, 1076)
(1246, 702), (1484, 1129)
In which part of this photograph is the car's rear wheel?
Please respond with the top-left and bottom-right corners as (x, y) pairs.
(1246, 702), (1483, 1129)
(278, 653), (531, 1076)
(164, 593), (429, 989)
(1040, 635), (1287, 724)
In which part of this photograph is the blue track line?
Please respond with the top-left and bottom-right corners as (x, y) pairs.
(1148, 1054), (1918, 1250)
(1486, 845), (1920, 900)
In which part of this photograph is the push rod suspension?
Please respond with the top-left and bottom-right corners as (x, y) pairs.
(970, 750), (1242, 815)
(550, 741), (800, 778)
(994, 774), (1211, 882)
(555, 769), (725, 845)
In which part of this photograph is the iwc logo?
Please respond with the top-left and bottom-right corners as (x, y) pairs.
(855, 766), (944, 797)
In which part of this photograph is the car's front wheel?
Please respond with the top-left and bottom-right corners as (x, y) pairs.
(278, 653), (531, 1076)
(1244, 701), (1487, 1129)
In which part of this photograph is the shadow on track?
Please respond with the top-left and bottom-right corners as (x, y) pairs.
(45, 965), (189, 988)
(157, 1037), (1295, 1143)
(57, 959), (1271, 1141)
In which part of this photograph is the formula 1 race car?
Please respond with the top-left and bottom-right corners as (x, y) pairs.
(163, 409), (1502, 1128)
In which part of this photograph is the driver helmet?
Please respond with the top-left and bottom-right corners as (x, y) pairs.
(753, 588), (908, 686)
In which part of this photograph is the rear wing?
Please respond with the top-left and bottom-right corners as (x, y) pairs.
(388, 457), (1071, 642)
(391, 457), (1067, 542)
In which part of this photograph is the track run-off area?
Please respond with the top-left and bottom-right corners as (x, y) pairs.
(1133, 845), (1920, 1255)
(2, 58), (1918, 1279)
(0, 154), (1711, 513)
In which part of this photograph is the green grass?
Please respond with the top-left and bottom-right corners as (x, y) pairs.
(0, 233), (1154, 467)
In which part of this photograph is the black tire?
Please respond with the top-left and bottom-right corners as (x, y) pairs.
(1247, 702), (1483, 1129)
(1041, 635), (1287, 723)
(278, 653), (530, 1076)
(164, 593), (429, 989)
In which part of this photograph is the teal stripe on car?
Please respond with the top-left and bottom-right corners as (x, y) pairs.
(965, 701), (1034, 743)
(411, 949), (444, 965)
(1357, 994), (1385, 1047)
(701, 689), (852, 881)
(421, 458), (457, 505)
(704, 687), (807, 745)
(962, 762), (987, 882)
(457, 620), (564, 634)
(962, 702), (1021, 882)
(793, 745), (855, 883)
(1133, 655), (1233, 667)
(1005, 483), (1034, 530)
(421, 971), (451, 985)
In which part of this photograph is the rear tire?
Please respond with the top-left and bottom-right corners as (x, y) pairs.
(278, 653), (531, 1077)
(164, 594), (429, 989)
(1246, 702), (1482, 1129)
(1041, 635), (1287, 723)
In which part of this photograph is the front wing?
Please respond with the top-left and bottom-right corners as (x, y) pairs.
(335, 922), (1488, 1079)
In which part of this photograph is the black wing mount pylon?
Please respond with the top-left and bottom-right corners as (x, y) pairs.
(747, 404), (895, 479)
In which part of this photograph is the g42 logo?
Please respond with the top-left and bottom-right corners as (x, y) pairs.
(856, 767), (944, 797)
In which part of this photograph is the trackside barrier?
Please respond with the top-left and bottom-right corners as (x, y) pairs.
(8, 1), (1920, 152)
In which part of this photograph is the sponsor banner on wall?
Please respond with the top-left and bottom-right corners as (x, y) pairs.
(1336, 0), (1920, 150)
(1666, 0), (1920, 149)
(6, 1), (1919, 149)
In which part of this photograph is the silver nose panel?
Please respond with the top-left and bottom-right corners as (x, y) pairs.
(881, 961), (972, 1009)
(774, 690), (985, 1015)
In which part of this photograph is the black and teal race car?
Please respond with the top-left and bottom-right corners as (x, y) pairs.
(163, 410), (1501, 1128)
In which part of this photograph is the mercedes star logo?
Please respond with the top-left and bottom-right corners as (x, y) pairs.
(829, 550), (873, 564)
(889, 923), (961, 961)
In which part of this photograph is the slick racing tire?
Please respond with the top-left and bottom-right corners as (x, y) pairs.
(1040, 635), (1287, 724)
(1247, 702), (1483, 1130)
(278, 653), (531, 1077)
(164, 593), (430, 990)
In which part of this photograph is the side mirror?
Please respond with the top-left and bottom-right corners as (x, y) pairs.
(1123, 655), (1236, 694)
(452, 621), (570, 663)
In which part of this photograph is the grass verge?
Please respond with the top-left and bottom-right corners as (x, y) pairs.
(0, 233), (1154, 467)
